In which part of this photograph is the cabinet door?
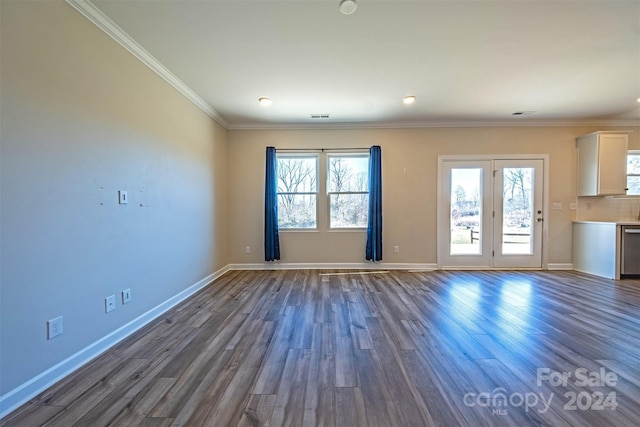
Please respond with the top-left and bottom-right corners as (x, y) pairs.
(598, 134), (628, 195)
(576, 134), (598, 196)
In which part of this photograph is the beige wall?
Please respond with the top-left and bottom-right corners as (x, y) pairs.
(1, 0), (228, 399)
(228, 126), (639, 266)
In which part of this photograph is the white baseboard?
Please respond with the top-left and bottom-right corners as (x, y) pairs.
(547, 263), (574, 270)
(227, 262), (438, 271)
(439, 264), (575, 271)
(228, 262), (578, 272)
(0, 265), (230, 420)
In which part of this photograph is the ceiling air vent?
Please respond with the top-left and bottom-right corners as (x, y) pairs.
(310, 114), (331, 119)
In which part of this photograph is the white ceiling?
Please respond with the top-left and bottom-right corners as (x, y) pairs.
(81, 0), (640, 129)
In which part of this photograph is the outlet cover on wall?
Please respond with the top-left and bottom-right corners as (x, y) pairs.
(105, 295), (116, 313)
(47, 316), (63, 339)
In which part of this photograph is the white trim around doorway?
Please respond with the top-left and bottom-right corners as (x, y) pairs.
(436, 154), (550, 270)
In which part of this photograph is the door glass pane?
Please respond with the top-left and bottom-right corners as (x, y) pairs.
(450, 168), (482, 255)
(502, 168), (533, 254)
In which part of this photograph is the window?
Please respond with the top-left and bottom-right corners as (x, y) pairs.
(275, 152), (370, 229)
(328, 154), (369, 228)
(628, 151), (640, 195)
(276, 155), (318, 228)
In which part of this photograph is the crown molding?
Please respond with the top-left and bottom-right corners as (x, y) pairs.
(65, 0), (229, 128)
(227, 119), (640, 131)
(63, 1), (640, 132)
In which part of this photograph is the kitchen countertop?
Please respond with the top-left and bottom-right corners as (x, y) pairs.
(573, 220), (640, 225)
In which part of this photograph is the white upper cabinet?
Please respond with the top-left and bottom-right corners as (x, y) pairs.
(576, 132), (629, 196)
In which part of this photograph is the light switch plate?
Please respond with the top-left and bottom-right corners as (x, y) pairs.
(122, 289), (131, 304)
(118, 190), (128, 204)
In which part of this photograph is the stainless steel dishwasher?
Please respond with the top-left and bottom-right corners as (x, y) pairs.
(622, 225), (640, 275)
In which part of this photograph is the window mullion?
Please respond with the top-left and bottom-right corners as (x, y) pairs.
(328, 191), (369, 195)
(318, 152), (328, 230)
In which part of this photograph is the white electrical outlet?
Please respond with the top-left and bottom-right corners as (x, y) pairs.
(122, 289), (132, 304)
(393, 245), (400, 254)
(105, 295), (116, 313)
(245, 246), (251, 254)
(47, 316), (63, 339)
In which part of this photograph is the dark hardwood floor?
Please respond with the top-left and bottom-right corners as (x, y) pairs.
(3, 270), (640, 426)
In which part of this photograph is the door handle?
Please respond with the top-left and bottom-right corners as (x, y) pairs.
(624, 229), (640, 234)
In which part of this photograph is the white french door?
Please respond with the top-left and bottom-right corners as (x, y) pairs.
(437, 157), (545, 269)
(493, 159), (544, 268)
(438, 160), (493, 267)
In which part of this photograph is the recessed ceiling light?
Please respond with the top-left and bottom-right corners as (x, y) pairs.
(403, 95), (416, 105)
(258, 97), (272, 107)
(339, 0), (357, 15)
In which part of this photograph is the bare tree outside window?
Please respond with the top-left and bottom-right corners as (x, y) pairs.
(276, 156), (317, 228)
(503, 168), (532, 226)
(628, 152), (640, 195)
(449, 168), (482, 254)
(328, 155), (369, 228)
(275, 153), (369, 229)
(501, 167), (534, 253)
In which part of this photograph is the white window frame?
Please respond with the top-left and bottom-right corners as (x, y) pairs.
(327, 153), (370, 229)
(276, 153), (319, 229)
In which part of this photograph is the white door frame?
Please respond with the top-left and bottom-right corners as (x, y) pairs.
(436, 154), (549, 270)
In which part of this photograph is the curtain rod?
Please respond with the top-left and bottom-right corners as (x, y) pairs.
(275, 147), (369, 152)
